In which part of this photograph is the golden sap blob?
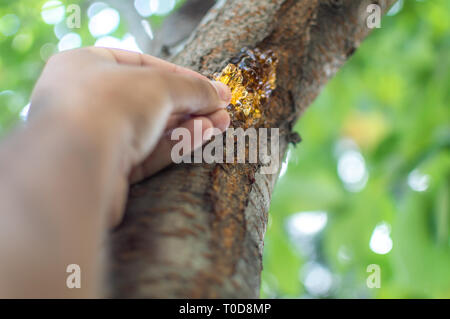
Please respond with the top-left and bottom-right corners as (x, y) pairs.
(214, 48), (278, 127)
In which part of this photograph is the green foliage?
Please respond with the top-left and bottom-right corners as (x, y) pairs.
(0, 0), (448, 298)
(0, 0), (183, 135)
(262, 0), (450, 298)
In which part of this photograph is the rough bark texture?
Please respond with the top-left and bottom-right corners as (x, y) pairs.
(109, 0), (396, 298)
(106, 0), (215, 54)
(150, 0), (216, 57)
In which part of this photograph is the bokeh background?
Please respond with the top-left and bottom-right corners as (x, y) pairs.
(0, 0), (449, 298)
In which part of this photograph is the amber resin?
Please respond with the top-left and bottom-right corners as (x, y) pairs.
(214, 48), (278, 127)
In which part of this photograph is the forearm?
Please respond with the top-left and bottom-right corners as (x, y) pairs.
(0, 108), (125, 297)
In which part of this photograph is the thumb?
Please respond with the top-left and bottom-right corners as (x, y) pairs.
(157, 71), (232, 115)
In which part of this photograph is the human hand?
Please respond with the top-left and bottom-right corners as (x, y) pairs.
(29, 47), (231, 226)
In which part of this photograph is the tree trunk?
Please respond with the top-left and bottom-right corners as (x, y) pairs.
(109, 0), (396, 298)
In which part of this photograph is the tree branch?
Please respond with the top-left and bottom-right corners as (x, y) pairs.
(108, 0), (397, 298)
(150, 0), (216, 57)
(105, 0), (153, 52)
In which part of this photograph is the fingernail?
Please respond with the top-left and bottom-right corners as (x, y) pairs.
(211, 81), (231, 105)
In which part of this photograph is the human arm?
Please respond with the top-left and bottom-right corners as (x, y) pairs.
(0, 47), (231, 298)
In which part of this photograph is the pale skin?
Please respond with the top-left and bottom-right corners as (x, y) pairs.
(0, 47), (232, 298)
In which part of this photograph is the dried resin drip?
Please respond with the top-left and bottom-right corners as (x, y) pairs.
(214, 48), (278, 127)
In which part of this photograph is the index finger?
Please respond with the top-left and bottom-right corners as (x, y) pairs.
(85, 47), (207, 80)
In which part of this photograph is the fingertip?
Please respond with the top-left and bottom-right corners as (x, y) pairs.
(208, 109), (230, 132)
(210, 81), (232, 106)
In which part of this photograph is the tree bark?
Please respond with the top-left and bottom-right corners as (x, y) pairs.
(109, 0), (396, 298)
(150, 0), (216, 57)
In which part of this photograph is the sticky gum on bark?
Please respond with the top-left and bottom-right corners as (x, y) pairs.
(213, 47), (278, 128)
